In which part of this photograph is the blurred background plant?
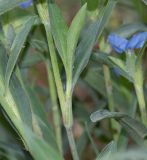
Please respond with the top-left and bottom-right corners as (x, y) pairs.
(0, 0), (147, 160)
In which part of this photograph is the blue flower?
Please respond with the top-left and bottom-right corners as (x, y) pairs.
(108, 32), (147, 53)
(127, 32), (147, 49)
(107, 33), (128, 53)
(19, 0), (33, 8)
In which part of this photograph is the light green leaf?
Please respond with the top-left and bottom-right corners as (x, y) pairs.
(15, 120), (63, 160)
(0, 44), (32, 128)
(73, 0), (117, 87)
(5, 16), (37, 91)
(49, 3), (68, 66)
(0, 0), (26, 15)
(0, 45), (63, 160)
(109, 56), (126, 71)
(67, 4), (87, 68)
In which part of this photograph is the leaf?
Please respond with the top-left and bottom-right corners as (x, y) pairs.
(6, 25), (16, 48)
(90, 109), (124, 123)
(119, 117), (147, 144)
(108, 56), (133, 82)
(114, 23), (147, 38)
(73, 0), (118, 87)
(0, 45), (63, 160)
(0, 0), (26, 15)
(96, 141), (117, 160)
(109, 56), (126, 73)
(125, 51), (136, 79)
(92, 52), (114, 67)
(15, 120), (63, 160)
(0, 44), (32, 128)
(84, 67), (106, 96)
(67, 4), (87, 69)
(90, 109), (147, 144)
(5, 16), (37, 91)
(49, 3), (68, 66)
(25, 86), (49, 125)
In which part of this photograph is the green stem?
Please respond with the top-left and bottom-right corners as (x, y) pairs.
(45, 60), (63, 154)
(64, 94), (78, 159)
(44, 22), (78, 160)
(66, 127), (79, 160)
(103, 64), (119, 141)
(36, 0), (65, 109)
(134, 84), (147, 126)
(36, 2), (78, 159)
(45, 25), (65, 107)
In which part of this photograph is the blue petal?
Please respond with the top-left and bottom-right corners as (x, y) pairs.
(108, 33), (128, 53)
(127, 32), (147, 49)
(19, 0), (32, 8)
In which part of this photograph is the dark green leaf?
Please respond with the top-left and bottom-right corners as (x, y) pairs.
(114, 23), (147, 38)
(49, 3), (68, 66)
(90, 109), (147, 144)
(5, 16), (37, 91)
(73, 0), (117, 87)
(0, 44), (63, 160)
(90, 109), (124, 123)
(0, 44), (32, 128)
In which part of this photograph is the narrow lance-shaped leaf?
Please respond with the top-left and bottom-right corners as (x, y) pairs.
(0, 0), (26, 15)
(0, 45), (63, 160)
(90, 109), (125, 122)
(0, 45), (32, 127)
(12, 119), (63, 160)
(5, 16), (37, 91)
(90, 109), (147, 144)
(67, 4), (87, 69)
(73, 0), (117, 87)
(49, 3), (68, 66)
(108, 56), (133, 82)
(114, 23), (147, 38)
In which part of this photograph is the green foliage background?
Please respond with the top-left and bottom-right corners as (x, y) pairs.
(0, 0), (147, 160)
